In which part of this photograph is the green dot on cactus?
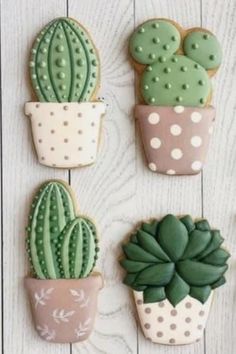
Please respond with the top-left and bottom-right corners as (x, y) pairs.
(57, 33), (63, 39)
(135, 46), (143, 52)
(163, 44), (170, 50)
(176, 96), (183, 102)
(92, 59), (97, 66)
(192, 43), (199, 49)
(56, 58), (66, 67)
(77, 59), (84, 66)
(41, 75), (47, 81)
(203, 34), (210, 40)
(144, 85), (149, 90)
(60, 84), (66, 91)
(181, 66), (187, 72)
(159, 56), (166, 63)
(57, 72), (65, 79)
(138, 27), (145, 33)
(152, 77), (159, 83)
(171, 57), (178, 63)
(199, 80), (205, 85)
(40, 47), (47, 54)
(146, 66), (152, 72)
(209, 54), (215, 61)
(149, 97), (155, 103)
(29, 61), (35, 67)
(76, 47), (81, 53)
(37, 226), (43, 233)
(153, 37), (160, 44)
(194, 63), (200, 69)
(171, 35), (177, 41)
(182, 84), (190, 90)
(44, 38), (50, 44)
(149, 53), (156, 60)
(56, 45), (64, 53)
(152, 23), (159, 29)
(31, 48), (36, 54)
(165, 83), (171, 89)
(164, 67), (171, 73)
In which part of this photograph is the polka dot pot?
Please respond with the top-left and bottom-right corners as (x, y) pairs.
(25, 274), (103, 343)
(135, 105), (215, 175)
(25, 102), (106, 168)
(134, 291), (213, 345)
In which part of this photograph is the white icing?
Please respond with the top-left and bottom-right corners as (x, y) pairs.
(148, 162), (157, 171)
(25, 102), (106, 168)
(191, 136), (202, 147)
(148, 113), (160, 125)
(171, 148), (183, 160)
(150, 137), (162, 149)
(170, 124), (182, 136)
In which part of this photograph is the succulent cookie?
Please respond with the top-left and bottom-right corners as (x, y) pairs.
(25, 180), (103, 343)
(25, 18), (106, 168)
(130, 19), (222, 175)
(120, 214), (230, 345)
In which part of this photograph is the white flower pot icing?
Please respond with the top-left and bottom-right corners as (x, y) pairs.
(134, 290), (213, 345)
(25, 102), (106, 168)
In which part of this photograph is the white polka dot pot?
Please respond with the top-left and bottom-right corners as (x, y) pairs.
(25, 102), (106, 168)
(134, 290), (213, 345)
(135, 105), (215, 175)
(25, 274), (103, 343)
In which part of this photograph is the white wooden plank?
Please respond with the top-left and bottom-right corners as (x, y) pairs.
(68, 0), (137, 353)
(1, 1), (69, 353)
(134, 1), (205, 353)
(201, 1), (236, 354)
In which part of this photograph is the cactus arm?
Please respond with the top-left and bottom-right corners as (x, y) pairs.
(73, 221), (84, 278)
(80, 219), (97, 277)
(61, 220), (78, 278)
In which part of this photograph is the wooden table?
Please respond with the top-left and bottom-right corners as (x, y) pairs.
(1, 0), (235, 353)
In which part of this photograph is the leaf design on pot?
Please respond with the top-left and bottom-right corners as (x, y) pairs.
(70, 289), (90, 308)
(34, 288), (54, 308)
(52, 309), (75, 324)
(121, 214), (230, 306)
(36, 324), (56, 341)
(74, 318), (91, 337)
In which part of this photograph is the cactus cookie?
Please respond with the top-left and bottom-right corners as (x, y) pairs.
(25, 18), (106, 168)
(131, 19), (222, 175)
(120, 214), (230, 345)
(25, 180), (103, 343)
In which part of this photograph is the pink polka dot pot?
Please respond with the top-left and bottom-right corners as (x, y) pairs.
(25, 274), (103, 343)
(25, 102), (106, 168)
(135, 105), (215, 175)
(134, 290), (213, 345)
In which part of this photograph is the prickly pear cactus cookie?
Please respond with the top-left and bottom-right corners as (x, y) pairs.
(120, 214), (230, 345)
(25, 18), (106, 168)
(24, 180), (103, 343)
(130, 19), (222, 175)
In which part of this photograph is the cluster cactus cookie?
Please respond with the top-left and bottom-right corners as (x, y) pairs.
(25, 18), (106, 168)
(120, 214), (230, 345)
(24, 180), (103, 343)
(130, 19), (222, 175)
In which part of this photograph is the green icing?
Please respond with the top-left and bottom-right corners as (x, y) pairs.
(183, 31), (222, 70)
(129, 19), (222, 107)
(120, 214), (230, 306)
(129, 19), (181, 65)
(29, 17), (99, 102)
(26, 180), (99, 279)
(141, 55), (211, 106)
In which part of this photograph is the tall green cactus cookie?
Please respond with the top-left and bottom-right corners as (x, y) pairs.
(129, 19), (222, 107)
(29, 18), (99, 102)
(26, 181), (99, 279)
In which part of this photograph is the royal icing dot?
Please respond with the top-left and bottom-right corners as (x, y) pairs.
(191, 111), (202, 123)
(191, 161), (202, 171)
(166, 169), (176, 175)
(148, 112), (160, 125)
(145, 307), (151, 314)
(191, 136), (202, 147)
(157, 331), (163, 337)
(150, 137), (161, 149)
(149, 162), (157, 171)
(174, 106), (184, 113)
(170, 124), (182, 136)
(171, 148), (183, 160)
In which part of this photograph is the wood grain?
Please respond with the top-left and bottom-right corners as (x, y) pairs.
(0, 0), (235, 353)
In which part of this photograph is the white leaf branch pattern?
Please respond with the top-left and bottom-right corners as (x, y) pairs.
(75, 318), (92, 338)
(36, 324), (56, 341)
(52, 309), (75, 324)
(34, 288), (54, 308)
(70, 289), (90, 308)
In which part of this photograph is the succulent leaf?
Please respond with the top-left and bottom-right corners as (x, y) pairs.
(177, 260), (228, 286)
(165, 273), (190, 306)
(121, 214), (229, 306)
(136, 263), (175, 286)
(136, 230), (170, 261)
(122, 243), (160, 263)
(181, 230), (211, 260)
(190, 285), (211, 303)
(158, 214), (188, 261)
(143, 287), (166, 303)
(141, 220), (158, 236)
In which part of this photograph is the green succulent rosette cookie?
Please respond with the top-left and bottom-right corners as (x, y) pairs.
(120, 214), (229, 306)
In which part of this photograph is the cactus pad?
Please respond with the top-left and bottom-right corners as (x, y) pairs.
(183, 31), (222, 70)
(29, 18), (99, 102)
(141, 54), (211, 106)
(129, 19), (222, 107)
(26, 181), (99, 279)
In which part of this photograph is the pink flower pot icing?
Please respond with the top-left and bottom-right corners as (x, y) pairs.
(134, 291), (213, 345)
(135, 105), (215, 175)
(25, 273), (103, 343)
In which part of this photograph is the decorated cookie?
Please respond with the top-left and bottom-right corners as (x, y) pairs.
(130, 19), (222, 175)
(24, 180), (103, 343)
(25, 18), (106, 168)
(120, 214), (230, 345)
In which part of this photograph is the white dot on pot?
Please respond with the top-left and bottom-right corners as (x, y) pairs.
(191, 136), (202, 147)
(149, 162), (157, 171)
(167, 169), (176, 175)
(150, 137), (161, 149)
(148, 112), (160, 125)
(170, 124), (182, 136)
(191, 161), (202, 171)
(171, 148), (183, 160)
(191, 111), (202, 123)
(174, 106), (184, 114)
